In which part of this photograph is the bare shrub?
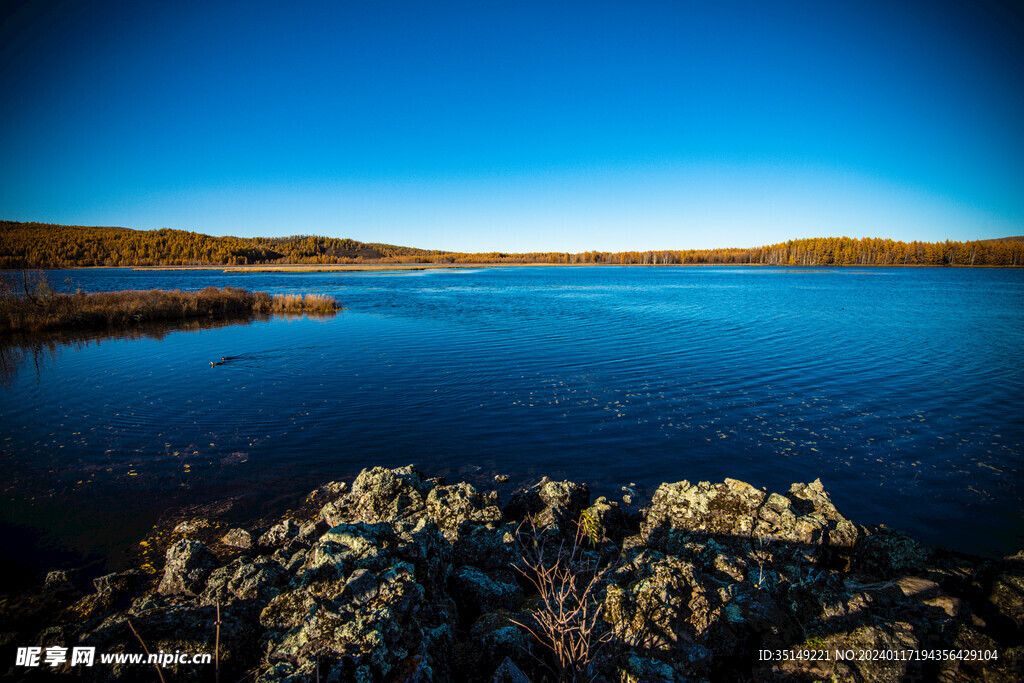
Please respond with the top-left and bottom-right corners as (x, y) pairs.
(510, 516), (614, 683)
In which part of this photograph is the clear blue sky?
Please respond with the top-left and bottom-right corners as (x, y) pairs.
(2, 0), (1022, 252)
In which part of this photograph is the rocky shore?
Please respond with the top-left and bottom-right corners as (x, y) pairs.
(3, 466), (1022, 681)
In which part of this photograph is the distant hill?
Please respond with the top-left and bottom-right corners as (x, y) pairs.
(0, 221), (444, 268)
(1, 221), (1022, 268)
(981, 235), (1024, 243)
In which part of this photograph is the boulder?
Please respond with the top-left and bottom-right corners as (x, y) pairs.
(347, 465), (433, 524)
(451, 566), (524, 623)
(157, 539), (217, 596)
(503, 477), (590, 530)
(257, 519), (300, 548)
(221, 528), (253, 549)
(642, 478), (859, 549)
(426, 482), (502, 537)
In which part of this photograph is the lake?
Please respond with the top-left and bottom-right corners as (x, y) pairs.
(1, 265), (1022, 583)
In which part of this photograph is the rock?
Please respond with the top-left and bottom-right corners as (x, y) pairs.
(319, 498), (352, 527)
(400, 519), (455, 590)
(347, 464), (433, 524)
(221, 528), (253, 549)
(94, 570), (143, 597)
(503, 477), (590, 530)
(305, 480), (348, 506)
(642, 478), (766, 539)
(494, 474), (510, 484)
(44, 569), (77, 591)
(854, 526), (934, 577)
(173, 518), (210, 534)
(157, 539), (217, 596)
(468, 612), (533, 678)
(228, 558), (287, 602)
(451, 566), (523, 623)
(492, 655), (530, 683)
(989, 566), (1024, 630)
(425, 482), (502, 537)
(258, 519), (300, 548)
(20, 469), (1023, 683)
(82, 603), (257, 681)
(581, 496), (634, 543)
(343, 568), (380, 605)
(297, 519), (327, 544)
(785, 479), (859, 547)
(452, 524), (517, 572)
(642, 478), (859, 550)
(773, 620), (920, 683)
(604, 556), (701, 650)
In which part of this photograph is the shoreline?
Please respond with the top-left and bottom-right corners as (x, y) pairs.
(5, 466), (1021, 681)
(2, 262), (1022, 274)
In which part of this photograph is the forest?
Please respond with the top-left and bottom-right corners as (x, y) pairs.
(2, 220), (1022, 268)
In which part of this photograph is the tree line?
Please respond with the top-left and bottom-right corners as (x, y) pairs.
(2, 221), (1022, 268)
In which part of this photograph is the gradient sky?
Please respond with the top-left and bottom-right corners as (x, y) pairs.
(1, 0), (1022, 252)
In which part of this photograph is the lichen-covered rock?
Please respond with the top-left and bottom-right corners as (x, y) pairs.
(785, 479), (859, 547)
(604, 556), (703, 649)
(347, 465), (433, 524)
(157, 539), (217, 596)
(426, 482), (502, 537)
(44, 569), (77, 591)
(19, 470), (1022, 683)
(503, 477), (590, 530)
(581, 496), (635, 544)
(221, 527), (253, 549)
(82, 603), (257, 682)
(854, 525), (935, 577)
(642, 478), (766, 539)
(989, 563), (1024, 630)
(451, 566), (524, 622)
(642, 478), (859, 550)
(258, 519), (300, 548)
(264, 560), (450, 681)
(462, 611), (533, 677)
(452, 524), (518, 571)
(492, 655), (531, 683)
(399, 519), (455, 591)
(772, 620), (920, 683)
(289, 523), (397, 601)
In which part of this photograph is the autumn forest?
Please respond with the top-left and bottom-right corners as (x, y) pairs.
(1, 220), (1022, 269)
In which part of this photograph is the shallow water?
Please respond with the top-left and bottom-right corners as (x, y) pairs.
(1, 265), (1022, 579)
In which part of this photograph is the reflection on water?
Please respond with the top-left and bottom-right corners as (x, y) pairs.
(0, 318), (257, 385)
(0, 266), (1022, 588)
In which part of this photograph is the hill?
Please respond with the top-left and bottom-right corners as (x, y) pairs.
(1, 221), (1023, 268)
(0, 221), (443, 268)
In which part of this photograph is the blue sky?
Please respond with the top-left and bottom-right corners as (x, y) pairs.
(1, 0), (1022, 251)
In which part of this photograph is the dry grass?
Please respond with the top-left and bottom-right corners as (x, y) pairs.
(0, 274), (338, 333)
(267, 293), (337, 314)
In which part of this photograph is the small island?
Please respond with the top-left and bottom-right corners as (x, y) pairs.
(0, 277), (338, 334)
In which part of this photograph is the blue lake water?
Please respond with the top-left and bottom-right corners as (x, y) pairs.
(1, 266), (1022, 578)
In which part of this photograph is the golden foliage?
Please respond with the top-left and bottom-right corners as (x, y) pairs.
(2, 221), (1022, 268)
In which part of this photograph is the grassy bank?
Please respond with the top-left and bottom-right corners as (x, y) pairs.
(0, 280), (338, 334)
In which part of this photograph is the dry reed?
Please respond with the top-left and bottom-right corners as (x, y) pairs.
(0, 275), (338, 334)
